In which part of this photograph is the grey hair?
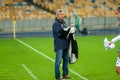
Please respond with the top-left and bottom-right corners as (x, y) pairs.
(56, 9), (64, 16)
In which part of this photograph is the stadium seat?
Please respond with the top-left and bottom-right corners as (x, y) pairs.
(0, 0), (119, 20)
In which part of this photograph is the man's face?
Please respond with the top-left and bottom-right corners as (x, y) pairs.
(116, 10), (120, 18)
(57, 12), (65, 20)
(116, 8), (120, 18)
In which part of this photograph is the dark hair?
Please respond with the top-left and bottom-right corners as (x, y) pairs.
(117, 7), (120, 13)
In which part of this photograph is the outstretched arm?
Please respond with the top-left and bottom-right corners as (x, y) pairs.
(111, 35), (120, 43)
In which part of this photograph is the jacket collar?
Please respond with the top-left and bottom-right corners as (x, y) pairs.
(55, 18), (64, 23)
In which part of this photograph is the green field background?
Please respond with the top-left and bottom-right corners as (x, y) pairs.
(0, 35), (120, 80)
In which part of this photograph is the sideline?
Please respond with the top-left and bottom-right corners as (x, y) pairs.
(16, 39), (88, 80)
(21, 64), (39, 80)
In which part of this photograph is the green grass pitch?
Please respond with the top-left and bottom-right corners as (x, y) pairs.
(0, 35), (120, 80)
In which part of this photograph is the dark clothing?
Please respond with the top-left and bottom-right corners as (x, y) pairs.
(52, 18), (69, 52)
(80, 27), (88, 34)
(68, 34), (78, 64)
(70, 0), (74, 3)
(52, 18), (78, 79)
(91, 0), (96, 3)
(52, 18), (69, 79)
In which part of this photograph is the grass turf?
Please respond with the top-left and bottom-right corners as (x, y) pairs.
(0, 35), (120, 80)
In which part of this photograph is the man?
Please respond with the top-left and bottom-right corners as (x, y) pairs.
(109, 7), (120, 75)
(52, 9), (71, 80)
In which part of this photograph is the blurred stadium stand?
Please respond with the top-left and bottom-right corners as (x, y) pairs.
(0, 0), (120, 38)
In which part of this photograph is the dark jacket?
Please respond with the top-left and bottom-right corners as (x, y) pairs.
(52, 18), (78, 64)
(52, 18), (69, 52)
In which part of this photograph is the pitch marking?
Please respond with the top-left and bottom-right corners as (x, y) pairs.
(21, 64), (39, 80)
(16, 39), (88, 80)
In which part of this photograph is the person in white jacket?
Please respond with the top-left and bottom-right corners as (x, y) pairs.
(110, 7), (120, 75)
(110, 35), (120, 75)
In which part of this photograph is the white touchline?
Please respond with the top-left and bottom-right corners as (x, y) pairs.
(16, 39), (88, 80)
(21, 64), (39, 80)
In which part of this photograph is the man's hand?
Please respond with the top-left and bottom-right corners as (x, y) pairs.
(70, 27), (76, 33)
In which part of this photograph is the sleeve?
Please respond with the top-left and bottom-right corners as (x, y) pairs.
(52, 22), (62, 38)
(111, 35), (120, 43)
